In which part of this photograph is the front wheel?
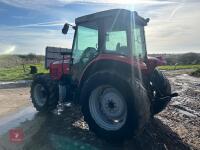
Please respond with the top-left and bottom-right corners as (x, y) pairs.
(150, 69), (171, 115)
(31, 74), (58, 112)
(81, 71), (150, 142)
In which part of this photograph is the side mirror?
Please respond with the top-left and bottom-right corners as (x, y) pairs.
(62, 23), (69, 34)
(146, 18), (150, 23)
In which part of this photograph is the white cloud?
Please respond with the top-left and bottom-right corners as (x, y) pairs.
(15, 20), (75, 28)
(60, 0), (176, 5)
(0, 0), (177, 10)
(3, 46), (16, 54)
(0, 0), (200, 54)
(16, 21), (65, 28)
(0, 26), (74, 54)
(168, 0), (185, 20)
(0, 0), (61, 9)
(145, 1), (200, 53)
(0, 45), (16, 54)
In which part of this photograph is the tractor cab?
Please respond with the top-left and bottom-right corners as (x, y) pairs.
(62, 9), (149, 82)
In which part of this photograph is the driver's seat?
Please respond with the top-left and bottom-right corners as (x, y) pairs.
(80, 47), (97, 64)
(116, 43), (128, 55)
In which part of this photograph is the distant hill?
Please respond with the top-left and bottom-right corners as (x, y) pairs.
(0, 54), (44, 68)
(148, 53), (200, 65)
(0, 52), (199, 68)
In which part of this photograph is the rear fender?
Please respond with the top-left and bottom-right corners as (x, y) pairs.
(79, 59), (146, 89)
(147, 56), (166, 73)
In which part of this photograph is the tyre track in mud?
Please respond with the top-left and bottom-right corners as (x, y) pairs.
(157, 73), (200, 149)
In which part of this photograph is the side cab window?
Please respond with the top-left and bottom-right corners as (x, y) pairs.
(73, 24), (98, 65)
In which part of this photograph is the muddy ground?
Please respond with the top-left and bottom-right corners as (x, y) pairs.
(0, 70), (199, 150)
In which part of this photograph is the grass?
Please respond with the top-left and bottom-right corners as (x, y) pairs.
(1, 63), (200, 81)
(190, 68), (200, 77)
(0, 63), (48, 81)
(158, 64), (200, 70)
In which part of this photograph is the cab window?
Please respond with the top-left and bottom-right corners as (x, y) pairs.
(132, 24), (146, 59)
(105, 31), (128, 55)
(73, 25), (98, 64)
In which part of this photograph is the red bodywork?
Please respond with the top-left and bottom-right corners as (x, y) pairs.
(49, 54), (166, 81)
(50, 60), (70, 80)
(79, 54), (147, 83)
(90, 54), (147, 69)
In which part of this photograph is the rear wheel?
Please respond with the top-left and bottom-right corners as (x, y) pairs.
(31, 74), (58, 112)
(81, 71), (150, 141)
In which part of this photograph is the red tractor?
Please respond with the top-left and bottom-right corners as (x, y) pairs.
(31, 9), (177, 141)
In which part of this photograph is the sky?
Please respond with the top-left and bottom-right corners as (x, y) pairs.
(0, 0), (200, 55)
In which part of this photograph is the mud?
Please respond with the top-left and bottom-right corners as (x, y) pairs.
(0, 71), (199, 150)
(158, 72), (200, 150)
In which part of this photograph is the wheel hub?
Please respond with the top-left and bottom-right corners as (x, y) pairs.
(107, 100), (115, 110)
(89, 86), (127, 131)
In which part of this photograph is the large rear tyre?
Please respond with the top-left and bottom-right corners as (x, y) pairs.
(150, 69), (171, 115)
(31, 74), (58, 112)
(81, 71), (150, 142)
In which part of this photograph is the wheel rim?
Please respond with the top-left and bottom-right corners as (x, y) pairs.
(89, 85), (127, 131)
(33, 84), (47, 107)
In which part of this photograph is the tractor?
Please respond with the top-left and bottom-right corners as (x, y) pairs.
(31, 9), (177, 141)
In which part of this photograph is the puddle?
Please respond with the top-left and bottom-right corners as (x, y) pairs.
(0, 106), (36, 135)
(0, 80), (31, 89)
(0, 105), (191, 150)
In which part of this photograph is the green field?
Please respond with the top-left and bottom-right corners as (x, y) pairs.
(158, 64), (200, 70)
(0, 62), (200, 81)
(1, 64), (200, 81)
(0, 63), (48, 81)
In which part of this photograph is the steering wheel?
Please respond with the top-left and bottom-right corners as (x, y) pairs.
(80, 47), (97, 64)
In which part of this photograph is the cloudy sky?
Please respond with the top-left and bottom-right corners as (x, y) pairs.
(0, 0), (199, 54)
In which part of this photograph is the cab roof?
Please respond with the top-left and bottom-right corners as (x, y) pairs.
(75, 9), (149, 26)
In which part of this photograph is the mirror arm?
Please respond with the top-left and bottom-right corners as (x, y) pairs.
(65, 22), (76, 29)
(72, 25), (77, 30)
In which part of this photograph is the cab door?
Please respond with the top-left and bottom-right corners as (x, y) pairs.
(71, 21), (99, 82)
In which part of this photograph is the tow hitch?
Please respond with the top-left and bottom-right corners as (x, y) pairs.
(160, 93), (178, 100)
(151, 93), (178, 114)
